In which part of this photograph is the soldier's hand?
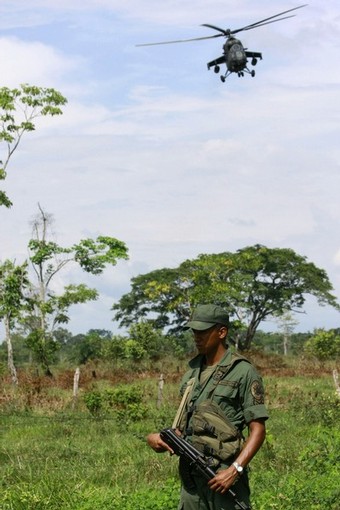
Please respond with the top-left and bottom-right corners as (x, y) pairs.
(146, 432), (174, 454)
(208, 466), (239, 493)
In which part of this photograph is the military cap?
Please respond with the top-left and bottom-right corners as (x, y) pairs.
(184, 304), (229, 330)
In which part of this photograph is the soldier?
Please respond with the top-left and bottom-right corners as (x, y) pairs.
(147, 304), (269, 510)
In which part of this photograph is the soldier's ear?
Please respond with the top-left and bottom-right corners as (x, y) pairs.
(218, 326), (228, 339)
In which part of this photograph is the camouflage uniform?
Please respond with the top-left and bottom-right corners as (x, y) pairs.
(177, 349), (269, 510)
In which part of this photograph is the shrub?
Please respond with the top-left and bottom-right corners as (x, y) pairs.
(83, 385), (149, 422)
(83, 390), (104, 416)
(304, 329), (340, 359)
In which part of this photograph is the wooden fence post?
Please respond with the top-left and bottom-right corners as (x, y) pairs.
(333, 369), (340, 397)
(157, 373), (164, 409)
(72, 367), (80, 409)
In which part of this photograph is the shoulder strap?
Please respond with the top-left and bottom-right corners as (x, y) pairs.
(172, 376), (196, 429)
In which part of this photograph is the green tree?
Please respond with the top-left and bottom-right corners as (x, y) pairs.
(101, 334), (126, 363)
(0, 84), (67, 207)
(76, 330), (105, 364)
(128, 321), (164, 360)
(0, 260), (30, 384)
(113, 245), (339, 350)
(23, 205), (128, 375)
(304, 329), (340, 359)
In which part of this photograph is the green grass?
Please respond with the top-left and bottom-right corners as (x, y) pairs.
(1, 371), (340, 509)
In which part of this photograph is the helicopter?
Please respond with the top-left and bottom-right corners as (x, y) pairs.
(136, 5), (307, 83)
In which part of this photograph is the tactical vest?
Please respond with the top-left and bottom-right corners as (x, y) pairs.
(175, 353), (250, 466)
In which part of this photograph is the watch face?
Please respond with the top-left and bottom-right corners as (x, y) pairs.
(233, 462), (243, 473)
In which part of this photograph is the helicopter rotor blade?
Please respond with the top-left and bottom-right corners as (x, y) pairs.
(136, 5), (307, 47)
(231, 4), (307, 35)
(232, 14), (297, 34)
(136, 33), (223, 47)
(201, 23), (230, 35)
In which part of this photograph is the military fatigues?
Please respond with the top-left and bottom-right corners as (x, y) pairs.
(176, 349), (269, 510)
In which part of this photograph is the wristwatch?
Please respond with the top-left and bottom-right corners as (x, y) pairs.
(232, 461), (244, 474)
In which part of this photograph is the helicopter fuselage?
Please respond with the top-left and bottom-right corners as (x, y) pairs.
(224, 37), (247, 72)
(207, 36), (262, 81)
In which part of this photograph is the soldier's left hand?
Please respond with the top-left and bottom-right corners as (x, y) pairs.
(208, 466), (239, 493)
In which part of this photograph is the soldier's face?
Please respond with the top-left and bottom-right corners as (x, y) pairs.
(191, 325), (227, 357)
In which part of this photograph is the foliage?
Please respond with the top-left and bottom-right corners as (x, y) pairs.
(288, 389), (340, 426)
(128, 321), (164, 359)
(100, 334), (126, 362)
(75, 330), (107, 364)
(83, 390), (104, 416)
(83, 385), (149, 422)
(123, 339), (147, 360)
(0, 370), (339, 510)
(115, 478), (179, 510)
(0, 260), (30, 383)
(25, 329), (60, 377)
(304, 328), (340, 359)
(113, 245), (339, 349)
(0, 84), (67, 207)
(0, 333), (31, 364)
(253, 330), (309, 355)
(73, 236), (128, 274)
(0, 260), (30, 323)
(21, 205), (129, 375)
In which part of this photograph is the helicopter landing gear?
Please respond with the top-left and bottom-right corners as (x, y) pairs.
(237, 71), (244, 77)
(251, 70), (255, 77)
(214, 65), (220, 73)
(220, 75), (226, 83)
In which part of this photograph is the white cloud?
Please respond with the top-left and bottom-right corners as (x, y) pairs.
(0, 37), (82, 88)
(0, 0), (339, 335)
(334, 250), (340, 266)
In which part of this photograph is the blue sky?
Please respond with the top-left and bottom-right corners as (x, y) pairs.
(0, 0), (339, 335)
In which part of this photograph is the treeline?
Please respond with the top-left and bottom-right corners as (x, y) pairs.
(1, 324), (340, 374)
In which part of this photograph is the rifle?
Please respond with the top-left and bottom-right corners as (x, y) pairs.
(160, 428), (249, 510)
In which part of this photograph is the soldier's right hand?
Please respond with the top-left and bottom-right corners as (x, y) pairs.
(146, 432), (174, 454)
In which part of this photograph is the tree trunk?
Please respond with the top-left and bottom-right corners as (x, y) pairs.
(5, 316), (18, 385)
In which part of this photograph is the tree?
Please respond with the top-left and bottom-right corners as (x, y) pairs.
(128, 321), (164, 360)
(75, 330), (106, 365)
(304, 329), (340, 359)
(276, 311), (299, 355)
(113, 245), (339, 350)
(0, 260), (30, 384)
(23, 205), (129, 375)
(0, 84), (67, 207)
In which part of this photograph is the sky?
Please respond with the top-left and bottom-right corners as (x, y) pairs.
(0, 0), (340, 336)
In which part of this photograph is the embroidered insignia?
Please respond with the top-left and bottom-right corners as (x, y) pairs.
(251, 380), (265, 404)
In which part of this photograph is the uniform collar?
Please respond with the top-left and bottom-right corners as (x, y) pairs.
(188, 348), (232, 369)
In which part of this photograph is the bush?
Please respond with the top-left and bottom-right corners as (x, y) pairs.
(83, 390), (104, 416)
(288, 390), (340, 426)
(83, 385), (149, 422)
(304, 329), (340, 359)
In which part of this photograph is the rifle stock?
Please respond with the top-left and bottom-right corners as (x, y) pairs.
(160, 428), (249, 510)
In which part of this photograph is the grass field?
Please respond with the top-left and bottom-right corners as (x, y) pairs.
(0, 356), (340, 509)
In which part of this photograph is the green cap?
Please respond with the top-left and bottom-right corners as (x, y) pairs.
(184, 304), (229, 331)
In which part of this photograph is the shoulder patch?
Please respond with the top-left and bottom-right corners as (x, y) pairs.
(251, 380), (265, 404)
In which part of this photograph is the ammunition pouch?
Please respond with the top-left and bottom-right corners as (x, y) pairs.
(188, 399), (243, 465)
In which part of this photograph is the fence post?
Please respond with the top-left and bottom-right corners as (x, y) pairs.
(72, 367), (80, 409)
(157, 373), (164, 409)
(333, 369), (340, 397)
